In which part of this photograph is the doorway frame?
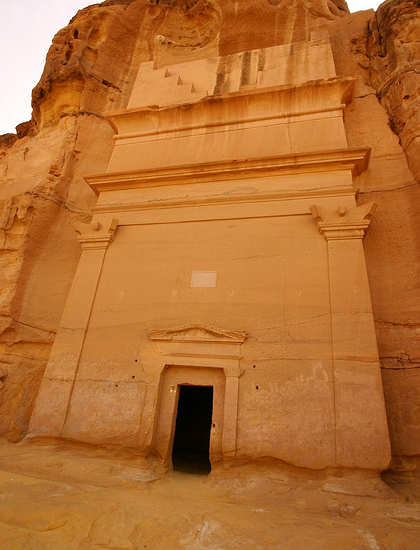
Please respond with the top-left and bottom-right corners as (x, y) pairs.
(147, 324), (247, 461)
(154, 367), (225, 465)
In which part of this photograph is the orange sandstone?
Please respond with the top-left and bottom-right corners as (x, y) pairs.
(0, 0), (419, 477)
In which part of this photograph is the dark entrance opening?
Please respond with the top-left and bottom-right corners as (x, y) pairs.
(172, 385), (213, 474)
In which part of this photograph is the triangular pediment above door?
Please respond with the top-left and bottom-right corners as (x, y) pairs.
(148, 324), (247, 344)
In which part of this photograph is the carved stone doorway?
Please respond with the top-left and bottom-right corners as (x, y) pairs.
(148, 325), (247, 464)
(172, 384), (214, 474)
(153, 365), (225, 466)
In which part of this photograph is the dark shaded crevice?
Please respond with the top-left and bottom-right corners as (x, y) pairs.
(172, 385), (213, 475)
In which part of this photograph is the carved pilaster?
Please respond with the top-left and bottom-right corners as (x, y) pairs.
(29, 217), (119, 438)
(222, 367), (244, 459)
(309, 201), (391, 468)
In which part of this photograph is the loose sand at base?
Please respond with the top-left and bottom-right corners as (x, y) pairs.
(0, 438), (419, 549)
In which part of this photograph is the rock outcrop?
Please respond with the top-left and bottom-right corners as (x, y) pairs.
(368, 1), (420, 469)
(372, 0), (420, 181)
(0, 0), (420, 471)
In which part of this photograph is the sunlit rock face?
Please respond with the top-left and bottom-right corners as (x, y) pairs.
(372, 0), (420, 182)
(145, 0), (349, 62)
(0, 0), (419, 473)
(218, 0), (349, 53)
(366, 0), (420, 467)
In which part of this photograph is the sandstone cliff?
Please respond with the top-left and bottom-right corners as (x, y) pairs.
(325, 0), (420, 468)
(0, 0), (419, 470)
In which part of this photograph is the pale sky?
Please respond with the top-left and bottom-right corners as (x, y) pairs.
(0, 0), (384, 136)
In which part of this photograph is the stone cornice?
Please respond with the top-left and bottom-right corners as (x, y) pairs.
(105, 76), (356, 139)
(111, 104), (346, 143)
(92, 187), (357, 218)
(86, 148), (370, 196)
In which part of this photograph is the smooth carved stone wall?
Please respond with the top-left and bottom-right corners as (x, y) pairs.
(30, 205), (390, 469)
(29, 41), (391, 471)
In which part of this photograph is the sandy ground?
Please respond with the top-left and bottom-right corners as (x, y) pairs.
(0, 438), (419, 550)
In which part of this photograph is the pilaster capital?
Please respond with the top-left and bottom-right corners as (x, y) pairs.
(75, 218), (119, 250)
(310, 203), (376, 241)
(223, 366), (244, 378)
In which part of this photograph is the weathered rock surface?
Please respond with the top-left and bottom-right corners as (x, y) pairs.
(371, 0), (420, 181)
(0, 438), (419, 550)
(0, 0), (420, 474)
(323, 1), (420, 466)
